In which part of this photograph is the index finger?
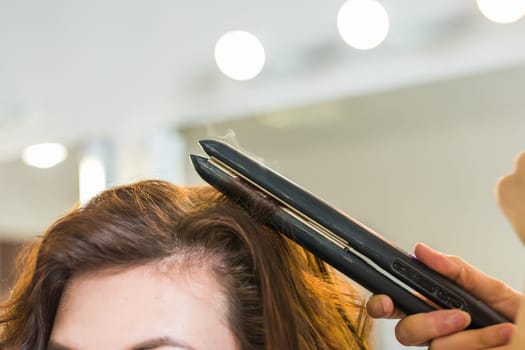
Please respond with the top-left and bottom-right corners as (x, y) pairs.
(414, 243), (520, 319)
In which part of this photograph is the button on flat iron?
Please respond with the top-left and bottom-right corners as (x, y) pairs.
(437, 289), (465, 309)
(393, 260), (437, 293)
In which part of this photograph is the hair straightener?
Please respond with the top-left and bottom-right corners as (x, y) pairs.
(190, 139), (510, 329)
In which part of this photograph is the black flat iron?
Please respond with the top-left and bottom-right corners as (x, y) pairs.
(190, 139), (510, 329)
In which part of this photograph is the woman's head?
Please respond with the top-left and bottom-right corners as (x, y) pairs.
(1, 180), (369, 350)
(48, 256), (237, 349)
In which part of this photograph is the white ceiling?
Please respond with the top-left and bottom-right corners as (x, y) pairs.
(1, 0), (525, 238)
(1, 0), (525, 164)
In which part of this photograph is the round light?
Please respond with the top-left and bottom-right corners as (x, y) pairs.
(477, 0), (525, 24)
(22, 142), (68, 168)
(337, 0), (390, 50)
(214, 30), (266, 81)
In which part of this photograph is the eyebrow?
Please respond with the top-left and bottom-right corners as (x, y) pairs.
(47, 336), (196, 350)
(131, 337), (196, 350)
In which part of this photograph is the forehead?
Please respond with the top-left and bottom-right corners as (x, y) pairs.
(50, 263), (235, 350)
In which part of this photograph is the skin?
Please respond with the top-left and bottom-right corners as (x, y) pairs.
(497, 151), (525, 350)
(496, 151), (525, 243)
(367, 243), (518, 349)
(367, 151), (525, 349)
(48, 262), (239, 350)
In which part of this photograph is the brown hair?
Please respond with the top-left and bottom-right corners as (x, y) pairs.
(0, 180), (370, 349)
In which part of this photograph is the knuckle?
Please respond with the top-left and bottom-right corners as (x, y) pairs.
(496, 174), (516, 199)
(446, 254), (468, 280)
(514, 151), (525, 171)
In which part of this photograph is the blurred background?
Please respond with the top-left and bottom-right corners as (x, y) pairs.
(1, 0), (524, 348)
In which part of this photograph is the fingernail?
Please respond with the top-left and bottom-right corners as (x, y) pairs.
(380, 297), (390, 315)
(415, 242), (430, 250)
(414, 242), (437, 258)
(499, 324), (514, 343)
(448, 312), (471, 329)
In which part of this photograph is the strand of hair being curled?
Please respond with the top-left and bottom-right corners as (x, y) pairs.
(0, 180), (371, 349)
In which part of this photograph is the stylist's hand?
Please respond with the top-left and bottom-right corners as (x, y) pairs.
(496, 151), (525, 350)
(496, 151), (525, 244)
(366, 243), (520, 349)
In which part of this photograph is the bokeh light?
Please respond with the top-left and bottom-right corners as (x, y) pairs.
(477, 0), (525, 24)
(337, 0), (390, 50)
(214, 30), (266, 81)
(22, 143), (68, 169)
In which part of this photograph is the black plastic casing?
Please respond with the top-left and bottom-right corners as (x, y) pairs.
(191, 154), (435, 317)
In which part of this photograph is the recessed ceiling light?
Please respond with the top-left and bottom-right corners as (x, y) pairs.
(337, 0), (390, 50)
(214, 30), (266, 81)
(477, 0), (525, 24)
(22, 142), (68, 169)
